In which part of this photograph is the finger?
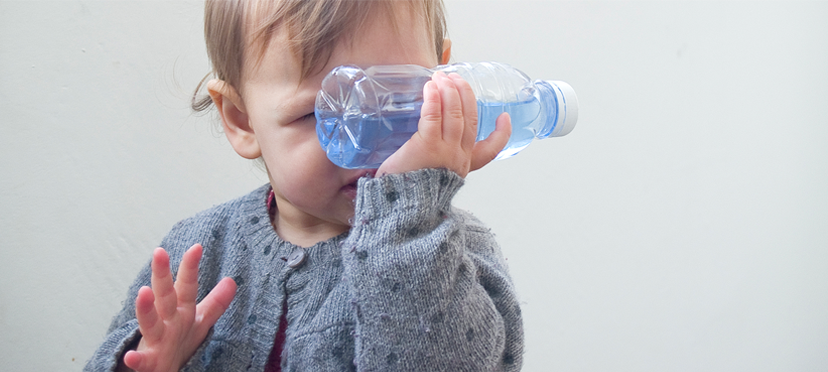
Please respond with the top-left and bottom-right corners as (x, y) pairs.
(194, 277), (237, 336)
(417, 79), (442, 140)
(434, 72), (464, 143)
(134, 286), (164, 342)
(174, 244), (203, 312)
(471, 112), (512, 172)
(150, 248), (178, 319)
(123, 349), (148, 371)
(447, 73), (478, 153)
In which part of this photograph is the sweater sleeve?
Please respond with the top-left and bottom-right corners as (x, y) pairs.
(342, 168), (524, 372)
(84, 253), (151, 372)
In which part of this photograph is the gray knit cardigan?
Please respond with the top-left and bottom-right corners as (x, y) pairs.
(85, 168), (523, 371)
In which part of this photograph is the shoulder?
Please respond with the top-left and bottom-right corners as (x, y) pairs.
(450, 207), (512, 272)
(449, 206), (497, 245)
(451, 207), (491, 234)
(160, 184), (272, 253)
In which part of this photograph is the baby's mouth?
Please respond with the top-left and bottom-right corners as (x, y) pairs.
(341, 181), (358, 200)
(341, 170), (377, 200)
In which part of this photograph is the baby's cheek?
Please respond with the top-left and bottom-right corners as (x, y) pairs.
(287, 172), (333, 204)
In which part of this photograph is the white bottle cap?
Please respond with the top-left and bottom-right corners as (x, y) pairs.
(545, 80), (579, 137)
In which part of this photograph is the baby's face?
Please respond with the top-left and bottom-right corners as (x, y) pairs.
(239, 7), (439, 245)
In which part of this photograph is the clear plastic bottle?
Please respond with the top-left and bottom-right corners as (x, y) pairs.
(315, 61), (578, 169)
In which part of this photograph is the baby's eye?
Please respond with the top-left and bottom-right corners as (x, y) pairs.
(301, 113), (316, 122)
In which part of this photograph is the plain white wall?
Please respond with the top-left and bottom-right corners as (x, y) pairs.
(1, 1), (826, 371)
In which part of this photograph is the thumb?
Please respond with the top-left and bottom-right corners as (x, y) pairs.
(194, 277), (237, 331)
(470, 112), (512, 172)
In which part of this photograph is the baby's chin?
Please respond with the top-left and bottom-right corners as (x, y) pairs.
(328, 202), (356, 229)
(340, 182), (358, 200)
(340, 169), (375, 201)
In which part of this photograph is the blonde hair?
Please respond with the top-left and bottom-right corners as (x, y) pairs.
(192, 0), (447, 112)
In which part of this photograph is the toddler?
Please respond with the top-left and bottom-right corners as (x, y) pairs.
(86, 0), (523, 371)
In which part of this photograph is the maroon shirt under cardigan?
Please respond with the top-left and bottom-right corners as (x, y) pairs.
(264, 189), (288, 372)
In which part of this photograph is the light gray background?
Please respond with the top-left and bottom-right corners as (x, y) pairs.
(1, 1), (826, 371)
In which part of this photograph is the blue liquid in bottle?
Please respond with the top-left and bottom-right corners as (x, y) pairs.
(318, 98), (546, 168)
(476, 98), (543, 160)
(316, 63), (577, 169)
(317, 106), (421, 169)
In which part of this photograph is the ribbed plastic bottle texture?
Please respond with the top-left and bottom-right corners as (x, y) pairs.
(315, 61), (578, 169)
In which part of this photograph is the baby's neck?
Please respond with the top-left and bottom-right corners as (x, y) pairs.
(271, 212), (348, 248)
(266, 189), (348, 247)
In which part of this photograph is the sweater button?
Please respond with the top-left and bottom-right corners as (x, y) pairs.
(287, 248), (306, 268)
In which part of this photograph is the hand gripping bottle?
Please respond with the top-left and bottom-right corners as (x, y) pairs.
(315, 61), (578, 169)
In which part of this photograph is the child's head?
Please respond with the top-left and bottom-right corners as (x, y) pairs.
(194, 0), (448, 111)
(199, 0), (452, 246)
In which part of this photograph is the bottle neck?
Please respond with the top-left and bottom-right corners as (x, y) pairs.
(532, 80), (561, 139)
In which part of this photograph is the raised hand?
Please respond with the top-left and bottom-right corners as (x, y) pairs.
(377, 71), (512, 178)
(121, 244), (237, 372)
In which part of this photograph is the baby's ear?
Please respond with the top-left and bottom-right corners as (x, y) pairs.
(207, 80), (261, 159)
(440, 38), (452, 65)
